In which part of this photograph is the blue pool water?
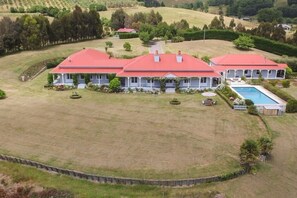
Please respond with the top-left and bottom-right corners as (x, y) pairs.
(232, 87), (278, 105)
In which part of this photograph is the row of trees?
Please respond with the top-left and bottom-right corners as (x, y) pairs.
(206, 12), (297, 45)
(0, 6), (103, 55)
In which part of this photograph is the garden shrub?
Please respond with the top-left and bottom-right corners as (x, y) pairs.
(257, 136), (273, 156)
(221, 86), (239, 98)
(159, 78), (166, 93)
(72, 74), (78, 86)
(119, 33), (139, 39)
(215, 90), (234, 109)
(245, 99), (254, 106)
(0, 89), (6, 99)
(123, 42), (132, 51)
(46, 57), (64, 69)
(109, 78), (121, 92)
(248, 105), (258, 115)
(269, 80), (278, 86)
(286, 99), (297, 113)
(233, 35), (255, 50)
(263, 82), (295, 101)
(171, 36), (185, 43)
(108, 74), (116, 81)
(47, 73), (53, 84)
(282, 80), (290, 88)
(105, 41), (113, 48)
(84, 74), (91, 84)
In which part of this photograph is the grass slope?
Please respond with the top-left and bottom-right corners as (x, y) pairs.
(100, 7), (257, 29)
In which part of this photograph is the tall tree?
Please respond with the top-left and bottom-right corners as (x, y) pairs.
(271, 25), (286, 42)
(229, 18), (236, 30)
(257, 8), (283, 23)
(146, 10), (163, 26)
(88, 10), (103, 38)
(70, 5), (84, 40)
(18, 15), (42, 50)
(209, 16), (223, 29)
(110, 8), (127, 30)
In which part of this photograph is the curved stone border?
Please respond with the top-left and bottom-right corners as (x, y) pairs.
(0, 154), (246, 187)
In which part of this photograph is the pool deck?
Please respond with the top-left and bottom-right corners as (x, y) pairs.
(230, 84), (286, 112)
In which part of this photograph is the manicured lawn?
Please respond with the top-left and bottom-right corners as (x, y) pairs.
(0, 39), (267, 179)
(0, 69), (265, 179)
(1, 39), (297, 197)
(281, 80), (297, 99)
(164, 40), (282, 60)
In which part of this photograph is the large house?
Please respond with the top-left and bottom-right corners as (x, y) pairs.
(210, 54), (287, 80)
(51, 49), (287, 90)
(51, 49), (221, 90)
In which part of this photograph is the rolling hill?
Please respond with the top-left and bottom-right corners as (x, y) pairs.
(99, 7), (257, 29)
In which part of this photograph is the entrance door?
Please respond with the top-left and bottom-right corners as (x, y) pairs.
(166, 79), (174, 87)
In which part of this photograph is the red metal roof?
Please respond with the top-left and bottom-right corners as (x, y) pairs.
(52, 49), (286, 78)
(123, 54), (215, 72)
(51, 67), (122, 74)
(117, 28), (136, 33)
(117, 71), (221, 77)
(211, 54), (278, 66)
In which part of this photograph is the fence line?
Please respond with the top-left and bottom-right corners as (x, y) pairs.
(0, 154), (246, 187)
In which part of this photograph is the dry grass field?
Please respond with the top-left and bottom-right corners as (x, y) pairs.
(100, 7), (257, 29)
(1, 39), (297, 197)
(164, 40), (282, 60)
(0, 38), (268, 179)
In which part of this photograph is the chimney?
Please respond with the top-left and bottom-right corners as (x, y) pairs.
(154, 50), (160, 62)
(176, 50), (182, 63)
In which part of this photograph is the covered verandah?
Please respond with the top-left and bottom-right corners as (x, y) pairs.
(225, 69), (285, 79)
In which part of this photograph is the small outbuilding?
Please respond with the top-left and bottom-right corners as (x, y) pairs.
(262, 106), (284, 116)
(116, 28), (137, 34)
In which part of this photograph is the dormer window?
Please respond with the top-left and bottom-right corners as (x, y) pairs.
(154, 50), (160, 62)
(176, 50), (183, 63)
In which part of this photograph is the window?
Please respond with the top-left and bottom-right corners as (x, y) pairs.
(227, 70), (230, 73)
(147, 79), (154, 83)
(184, 79), (189, 84)
(66, 74), (72, 79)
(200, 77), (207, 83)
(167, 79), (173, 84)
(256, 70), (260, 74)
(269, 70), (272, 74)
(90, 75), (93, 79)
(131, 77), (138, 83)
(80, 74), (84, 79)
(244, 70), (248, 74)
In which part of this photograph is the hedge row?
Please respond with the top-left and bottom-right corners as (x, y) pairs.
(262, 82), (295, 101)
(183, 30), (239, 41)
(119, 33), (139, 39)
(183, 30), (297, 57)
(216, 90), (234, 109)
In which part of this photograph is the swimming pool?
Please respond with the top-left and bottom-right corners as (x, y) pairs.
(232, 87), (278, 105)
